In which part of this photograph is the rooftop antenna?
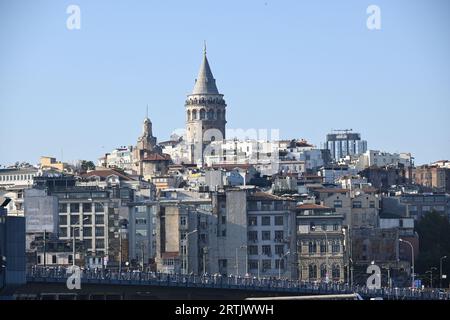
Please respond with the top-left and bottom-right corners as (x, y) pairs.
(203, 40), (207, 56)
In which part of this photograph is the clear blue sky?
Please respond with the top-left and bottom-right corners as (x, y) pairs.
(1, 0), (449, 166)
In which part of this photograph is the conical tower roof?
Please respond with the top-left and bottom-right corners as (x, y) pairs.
(192, 45), (219, 95)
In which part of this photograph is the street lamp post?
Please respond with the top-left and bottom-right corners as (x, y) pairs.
(183, 229), (197, 275)
(426, 267), (437, 289)
(279, 251), (291, 279)
(399, 239), (415, 288)
(440, 256), (447, 289)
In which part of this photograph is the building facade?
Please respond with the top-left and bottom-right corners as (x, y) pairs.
(296, 204), (345, 283)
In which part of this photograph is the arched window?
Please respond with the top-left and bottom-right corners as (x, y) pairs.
(332, 264), (340, 280)
(309, 264), (317, 279)
(187, 110), (191, 121)
(320, 263), (327, 279)
(200, 109), (206, 120)
(192, 109), (197, 120)
(216, 110), (222, 120)
(308, 241), (316, 254)
(320, 241), (327, 254)
(332, 241), (340, 253)
(207, 109), (213, 120)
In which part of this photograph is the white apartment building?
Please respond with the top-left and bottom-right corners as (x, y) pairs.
(356, 150), (413, 171)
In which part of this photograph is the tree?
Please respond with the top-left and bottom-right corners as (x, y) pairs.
(416, 211), (450, 288)
(80, 160), (95, 172)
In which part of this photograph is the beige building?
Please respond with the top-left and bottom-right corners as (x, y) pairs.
(40, 156), (67, 172)
(296, 204), (345, 283)
(413, 165), (450, 192)
(315, 188), (380, 229)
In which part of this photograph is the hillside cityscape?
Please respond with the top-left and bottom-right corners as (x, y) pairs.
(1, 47), (450, 301)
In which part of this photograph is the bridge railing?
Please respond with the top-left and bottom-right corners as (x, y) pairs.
(26, 267), (449, 300)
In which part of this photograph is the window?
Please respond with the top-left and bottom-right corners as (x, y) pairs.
(221, 216), (226, 224)
(82, 203), (92, 212)
(369, 201), (376, 208)
(95, 239), (105, 249)
(52, 255), (57, 264)
(95, 203), (104, 212)
(83, 227), (92, 237)
(262, 231), (271, 241)
(248, 246), (258, 255)
(180, 216), (187, 226)
(248, 231), (258, 241)
(320, 241), (327, 254)
(70, 215), (80, 225)
(261, 201), (272, 211)
(59, 227), (67, 237)
(321, 224), (327, 231)
(59, 215), (67, 225)
(84, 240), (92, 249)
(332, 264), (340, 279)
(274, 216), (284, 226)
(83, 215), (92, 224)
(262, 245), (272, 256)
(95, 227), (104, 237)
(275, 259), (285, 269)
(262, 260), (271, 270)
(352, 201), (362, 209)
(308, 241), (317, 254)
(59, 203), (68, 213)
(135, 218), (146, 225)
(95, 215), (104, 224)
(332, 241), (340, 253)
(333, 224), (339, 231)
(261, 216), (271, 226)
(275, 245), (284, 255)
(68, 255), (73, 264)
(248, 260), (258, 270)
(248, 217), (257, 226)
(70, 203), (80, 213)
(320, 264), (327, 278)
(274, 231), (284, 241)
(334, 200), (342, 208)
(309, 264), (317, 279)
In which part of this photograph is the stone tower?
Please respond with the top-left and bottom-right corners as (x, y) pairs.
(137, 115), (157, 152)
(185, 45), (227, 164)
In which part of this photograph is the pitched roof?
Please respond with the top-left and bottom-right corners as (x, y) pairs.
(191, 50), (219, 95)
(82, 169), (133, 181)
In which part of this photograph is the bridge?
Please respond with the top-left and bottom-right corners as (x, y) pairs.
(7, 269), (449, 300)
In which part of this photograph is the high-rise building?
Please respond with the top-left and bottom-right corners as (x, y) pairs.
(324, 130), (367, 161)
(185, 45), (227, 164)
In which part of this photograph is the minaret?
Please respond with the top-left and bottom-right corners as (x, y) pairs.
(185, 44), (227, 163)
(137, 106), (157, 151)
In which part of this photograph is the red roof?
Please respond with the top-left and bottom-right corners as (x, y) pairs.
(297, 203), (331, 210)
(161, 252), (179, 259)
